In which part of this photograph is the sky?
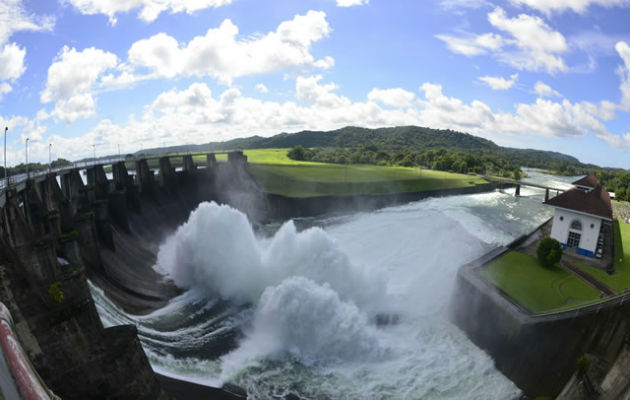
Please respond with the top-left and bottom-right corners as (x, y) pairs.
(0, 0), (629, 169)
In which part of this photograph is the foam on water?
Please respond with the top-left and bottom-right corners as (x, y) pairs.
(91, 189), (555, 399)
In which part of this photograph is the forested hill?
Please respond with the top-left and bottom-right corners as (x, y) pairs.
(137, 125), (585, 169)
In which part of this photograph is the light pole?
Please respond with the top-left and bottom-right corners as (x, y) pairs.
(25, 138), (29, 179)
(48, 143), (52, 173)
(92, 144), (96, 165)
(4, 127), (7, 189)
(118, 144), (120, 158)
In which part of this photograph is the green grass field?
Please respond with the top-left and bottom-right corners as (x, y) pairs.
(574, 220), (629, 293)
(224, 148), (487, 198)
(480, 251), (602, 314)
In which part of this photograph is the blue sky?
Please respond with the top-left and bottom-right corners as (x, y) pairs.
(0, 0), (629, 168)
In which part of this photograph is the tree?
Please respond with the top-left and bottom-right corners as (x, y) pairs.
(513, 168), (521, 181)
(287, 145), (305, 161)
(537, 237), (563, 268)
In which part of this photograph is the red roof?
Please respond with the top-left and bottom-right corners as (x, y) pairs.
(544, 184), (612, 220)
(572, 174), (599, 188)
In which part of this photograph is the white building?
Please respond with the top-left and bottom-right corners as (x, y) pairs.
(544, 175), (612, 258)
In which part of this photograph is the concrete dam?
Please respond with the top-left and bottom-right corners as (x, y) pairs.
(0, 152), (260, 399)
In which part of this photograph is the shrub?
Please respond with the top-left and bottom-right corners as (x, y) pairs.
(576, 354), (590, 377)
(537, 237), (563, 268)
(287, 145), (305, 161)
(49, 282), (65, 304)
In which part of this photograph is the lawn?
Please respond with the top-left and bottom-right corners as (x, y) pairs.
(574, 220), (629, 293)
(480, 251), (602, 314)
(232, 149), (488, 198)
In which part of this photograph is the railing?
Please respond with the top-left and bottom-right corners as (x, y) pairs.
(0, 303), (60, 400)
(0, 150), (231, 195)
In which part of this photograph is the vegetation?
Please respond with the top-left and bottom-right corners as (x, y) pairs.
(576, 354), (591, 378)
(573, 220), (630, 292)
(48, 282), (65, 304)
(286, 145), (523, 178)
(537, 238), (563, 268)
(481, 251), (601, 314)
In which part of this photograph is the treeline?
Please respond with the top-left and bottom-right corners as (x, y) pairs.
(288, 146), (522, 179)
(0, 158), (73, 177)
(287, 146), (630, 201)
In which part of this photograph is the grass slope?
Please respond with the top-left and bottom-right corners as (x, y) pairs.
(241, 149), (487, 197)
(481, 251), (601, 314)
(574, 220), (630, 293)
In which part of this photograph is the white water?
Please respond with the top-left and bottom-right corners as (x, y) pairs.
(92, 184), (563, 399)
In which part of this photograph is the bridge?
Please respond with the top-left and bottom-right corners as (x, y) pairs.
(482, 176), (568, 201)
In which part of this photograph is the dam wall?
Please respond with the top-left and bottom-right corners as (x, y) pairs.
(451, 231), (630, 398)
(0, 151), (254, 399)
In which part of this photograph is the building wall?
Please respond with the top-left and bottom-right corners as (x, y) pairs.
(549, 209), (602, 256)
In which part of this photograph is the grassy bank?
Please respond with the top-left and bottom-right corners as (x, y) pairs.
(574, 220), (629, 293)
(480, 251), (602, 314)
(240, 149), (488, 198)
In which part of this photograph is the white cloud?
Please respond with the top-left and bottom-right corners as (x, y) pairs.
(41, 46), (119, 123)
(336, 0), (369, 6)
(127, 11), (332, 84)
(438, 7), (569, 73)
(615, 41), (630, 109)
(534, 81), (562, 97)
(440, 0), (490, 10)
(367, 88), (416, 107)
(255, 83), (269, 94)
(510, 0), (629, 15)
(478, 73), (518, 90)
(436, 32), (504, 56)
(418, 83), (630, 149)
(0, 1), (54, 89)
(0, 0), (54, 45)
(0, 82), (11, 98)
(487, 7), (568, 73)
(0, 43), (25, 81)
(62, 0), (233, 24)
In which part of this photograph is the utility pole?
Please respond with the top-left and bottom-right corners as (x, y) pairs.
(48, 143), (52, 172)
(4, 127), (7, 190)
(25, 138), (29, 179)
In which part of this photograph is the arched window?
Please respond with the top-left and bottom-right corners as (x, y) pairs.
(570, 220), (582, 231)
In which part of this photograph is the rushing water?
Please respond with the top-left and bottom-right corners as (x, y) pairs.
(91, 173), (582, 399)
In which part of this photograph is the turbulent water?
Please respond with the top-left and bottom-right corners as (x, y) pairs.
(91, 173), (581, 399)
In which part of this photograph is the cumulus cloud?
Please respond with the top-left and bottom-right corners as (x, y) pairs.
(418, 83), (629, 149)
(256, 83), (269, 94)
(436, 32), (504, 56)
(534, 81), (562, 97)
(0, 43), (25, 81)
(29, 76), (627, 165)
(126, 10), (332, 84)
(487, 7), (568, 73)
(478, 73), (518, 90)
(615, 41), (630, 109)
(367, 88), (416, 107)
(438, 7), (568, 73)
(0, 0), (54, 91)
(41, 46), (119, 123)
(510, 0), (629, 15)
(62, 0), (233, 24)
(336, 0), (369, 6)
